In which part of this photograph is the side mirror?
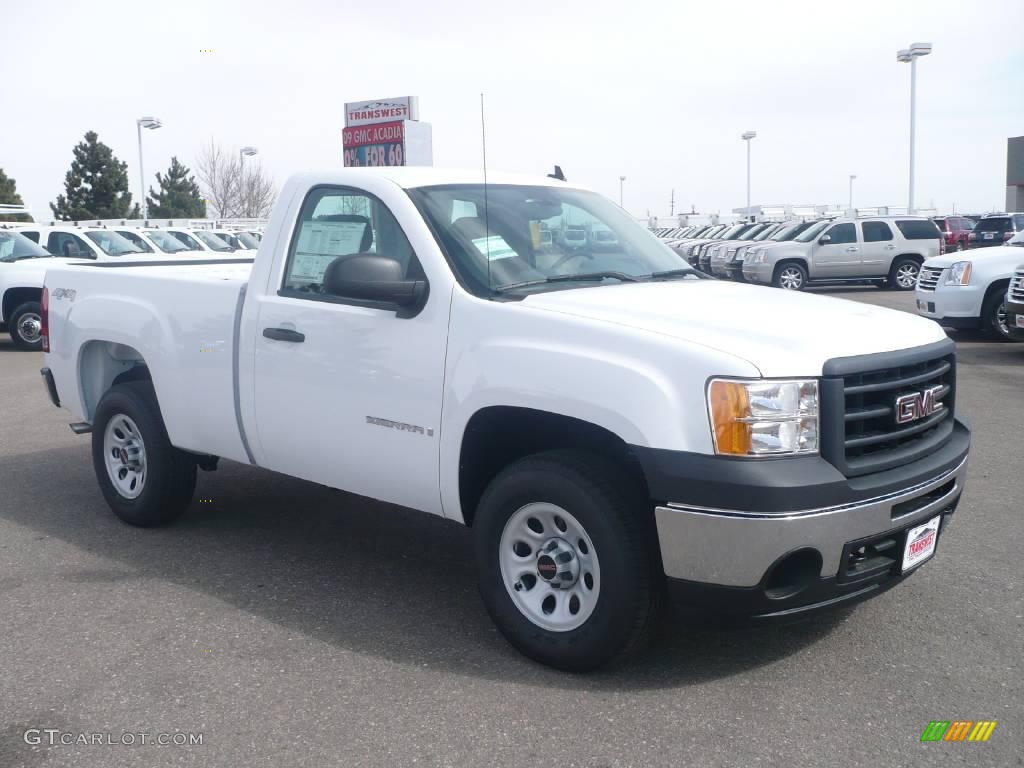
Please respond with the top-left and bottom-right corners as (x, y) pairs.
(818, 234), (832, 245)
(323, 254), (426, 307)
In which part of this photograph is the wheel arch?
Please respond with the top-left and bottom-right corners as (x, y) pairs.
(457, 406), (649, 527)
(78, 340), (153, 423)
(2, 286), (42, 323)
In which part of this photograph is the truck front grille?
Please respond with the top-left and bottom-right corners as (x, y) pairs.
(821, 345), (956, 477)
(917, 266), (942, 291)
(1010, 271), (1024, 303)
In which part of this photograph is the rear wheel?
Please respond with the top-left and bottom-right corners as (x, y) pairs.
(9, 301), (43, 351)
(91, 381), (196, 526)
(474, 450), (665, 671)
(773, 262), (807, 291)
(889, 257), (920, 290)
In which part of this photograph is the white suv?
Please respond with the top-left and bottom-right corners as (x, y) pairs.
(743, 217), (942, 291)
(915, 229), (1024, 340)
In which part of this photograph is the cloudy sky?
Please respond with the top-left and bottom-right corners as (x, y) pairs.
(4, 0), (1022, 220)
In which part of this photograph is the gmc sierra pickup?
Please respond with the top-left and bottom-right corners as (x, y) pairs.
(39, 168), (971, 671)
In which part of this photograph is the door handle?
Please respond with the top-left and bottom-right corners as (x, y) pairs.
(884, 244), (896, 249)
(263, 327), (305, 343)
(845, 247), (859, 252)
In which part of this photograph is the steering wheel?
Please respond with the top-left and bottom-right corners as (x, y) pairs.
(550, 250), (593, 272)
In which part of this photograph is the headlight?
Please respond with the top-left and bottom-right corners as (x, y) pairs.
(707, 379), (819, 456)
(944, 261), (972, 285)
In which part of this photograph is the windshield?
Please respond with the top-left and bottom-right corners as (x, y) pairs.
(0, 230), (51, 262)
(794, 220), (831, 242)
(144, 230), (190, 253)
(772, 222), (806, 240)
(236, 232), (260, 249)
(116, 231), (154, 252)
(718, 224), (746, 240)
(737, 225), (766, 241)
(752, 225), (777, 241)
(84, 231), (144, 256)
(193, 231), (234, 252)
(410, 184), (696, 294)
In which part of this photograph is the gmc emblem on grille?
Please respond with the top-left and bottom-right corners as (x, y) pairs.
(894, 385), (945, 424)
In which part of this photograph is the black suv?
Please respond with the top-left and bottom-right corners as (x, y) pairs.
(972, 213), (1024, 248)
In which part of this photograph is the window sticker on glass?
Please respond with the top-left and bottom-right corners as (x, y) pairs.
(472, 235), (517, 261)
(290, 221), (369, 283)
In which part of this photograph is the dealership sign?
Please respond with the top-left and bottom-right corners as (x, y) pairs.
(344, 97), (419, 127)
(342, 96), (432, 167)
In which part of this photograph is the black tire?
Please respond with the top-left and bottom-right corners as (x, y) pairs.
(9, 301), (43, 351)
(474, 450), (665, 671)
(982, 290), (1012, 341)
(91, 381), (196, 526)
(772, 261), (808, 291)
(888, 257), (921, 290)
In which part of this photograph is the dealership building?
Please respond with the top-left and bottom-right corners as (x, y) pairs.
(1008, 136), (1024, 212)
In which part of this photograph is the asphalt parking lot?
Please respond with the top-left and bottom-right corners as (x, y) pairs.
(1, 287), (1021, 768)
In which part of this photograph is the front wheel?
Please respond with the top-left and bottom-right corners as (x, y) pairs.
(889, 257), (920, 290)
(982, 292), (1013, 341)
(773, 262), (808, 290)
(9, 301), (43, 351)
(91, 381), (197, 526)
(474, 451), (665, 671)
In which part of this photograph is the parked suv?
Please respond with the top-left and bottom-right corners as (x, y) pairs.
(932, 216), (975, 252)
(915, 229), (1024, 340)
(724, 220), (819, 281)
(743, 217), (941, 291)
(1007, 264), (1024, 340)
(971, 213), (1024, 248)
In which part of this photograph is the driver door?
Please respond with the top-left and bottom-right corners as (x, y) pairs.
(250, 185), (449, 516)
(811, 222), (860, 278)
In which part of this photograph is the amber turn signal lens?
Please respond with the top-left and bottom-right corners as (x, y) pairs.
(708, 380), (752, 455)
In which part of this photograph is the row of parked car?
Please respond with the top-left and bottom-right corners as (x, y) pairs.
(654, 211), (1024, 341)
(0, 223), (262, 350)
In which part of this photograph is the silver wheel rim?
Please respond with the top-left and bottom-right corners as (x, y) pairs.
(103, 414), (147, 499)
(17, 312), (41, 344)
(896, 263), (919, 288)
(996, 301), (1008, 335)
(499, 503), (601, 632)
(779, 267), (804, 290)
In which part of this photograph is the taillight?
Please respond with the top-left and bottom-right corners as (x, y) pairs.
(1004, 232), (1014, 241)
(40, 287), (49, 353)
(939, 239), (946, 254)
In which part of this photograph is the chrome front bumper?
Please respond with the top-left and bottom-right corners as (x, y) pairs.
(654, 457), (968, 587)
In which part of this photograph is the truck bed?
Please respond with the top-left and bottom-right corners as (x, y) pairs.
(45, 259), (255, 463)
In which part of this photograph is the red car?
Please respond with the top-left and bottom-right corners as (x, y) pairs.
(932, 216), (975, 252)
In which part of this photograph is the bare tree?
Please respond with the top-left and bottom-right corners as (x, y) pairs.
(239, 164), (276, 218)
(195, 139), (240, 219)
(195, 140), (276, 219)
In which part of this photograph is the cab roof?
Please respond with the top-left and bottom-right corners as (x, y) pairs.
(288, 167), (576, 191)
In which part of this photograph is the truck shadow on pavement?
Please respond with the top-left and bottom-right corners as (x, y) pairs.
(2, 444), (852, 692)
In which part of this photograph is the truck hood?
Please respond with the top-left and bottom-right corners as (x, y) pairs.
(521, 280), (946, 377)
(924, 244), (1024, 270)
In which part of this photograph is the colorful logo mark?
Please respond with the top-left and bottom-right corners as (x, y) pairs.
(920, 721), (997, 742)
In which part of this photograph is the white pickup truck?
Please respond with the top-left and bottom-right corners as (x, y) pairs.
(40, 168), (971, 671)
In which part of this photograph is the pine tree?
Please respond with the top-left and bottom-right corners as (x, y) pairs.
(0, 168), (31, 221)
(50, 131), (134, 220)
(146, 157), (206, 218)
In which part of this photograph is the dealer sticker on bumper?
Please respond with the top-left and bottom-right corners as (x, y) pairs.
(1016, 315), (1024, 329)
(902, 515), (941, 572)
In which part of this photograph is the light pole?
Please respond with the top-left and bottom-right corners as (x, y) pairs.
(849, 174), (857, 212)
(136, 117), (162, 219)
(619, 175), (626, 208)
(239, 147), (258, 218)
(741, 131), (756, 221)
(897, 42), (932, 214)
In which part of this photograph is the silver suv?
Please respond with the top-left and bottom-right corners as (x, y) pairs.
(742, 216), (942, 290)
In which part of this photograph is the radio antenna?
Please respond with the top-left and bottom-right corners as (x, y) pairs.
(480, 92), (492, 293)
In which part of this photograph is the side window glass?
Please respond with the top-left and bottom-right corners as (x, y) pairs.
(862, 222), (893, 242)
(826, 223), (856, 245)
(282, 187), (419, 295)
(49, 232), (89, 257)
(22, 231), (40, 243)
